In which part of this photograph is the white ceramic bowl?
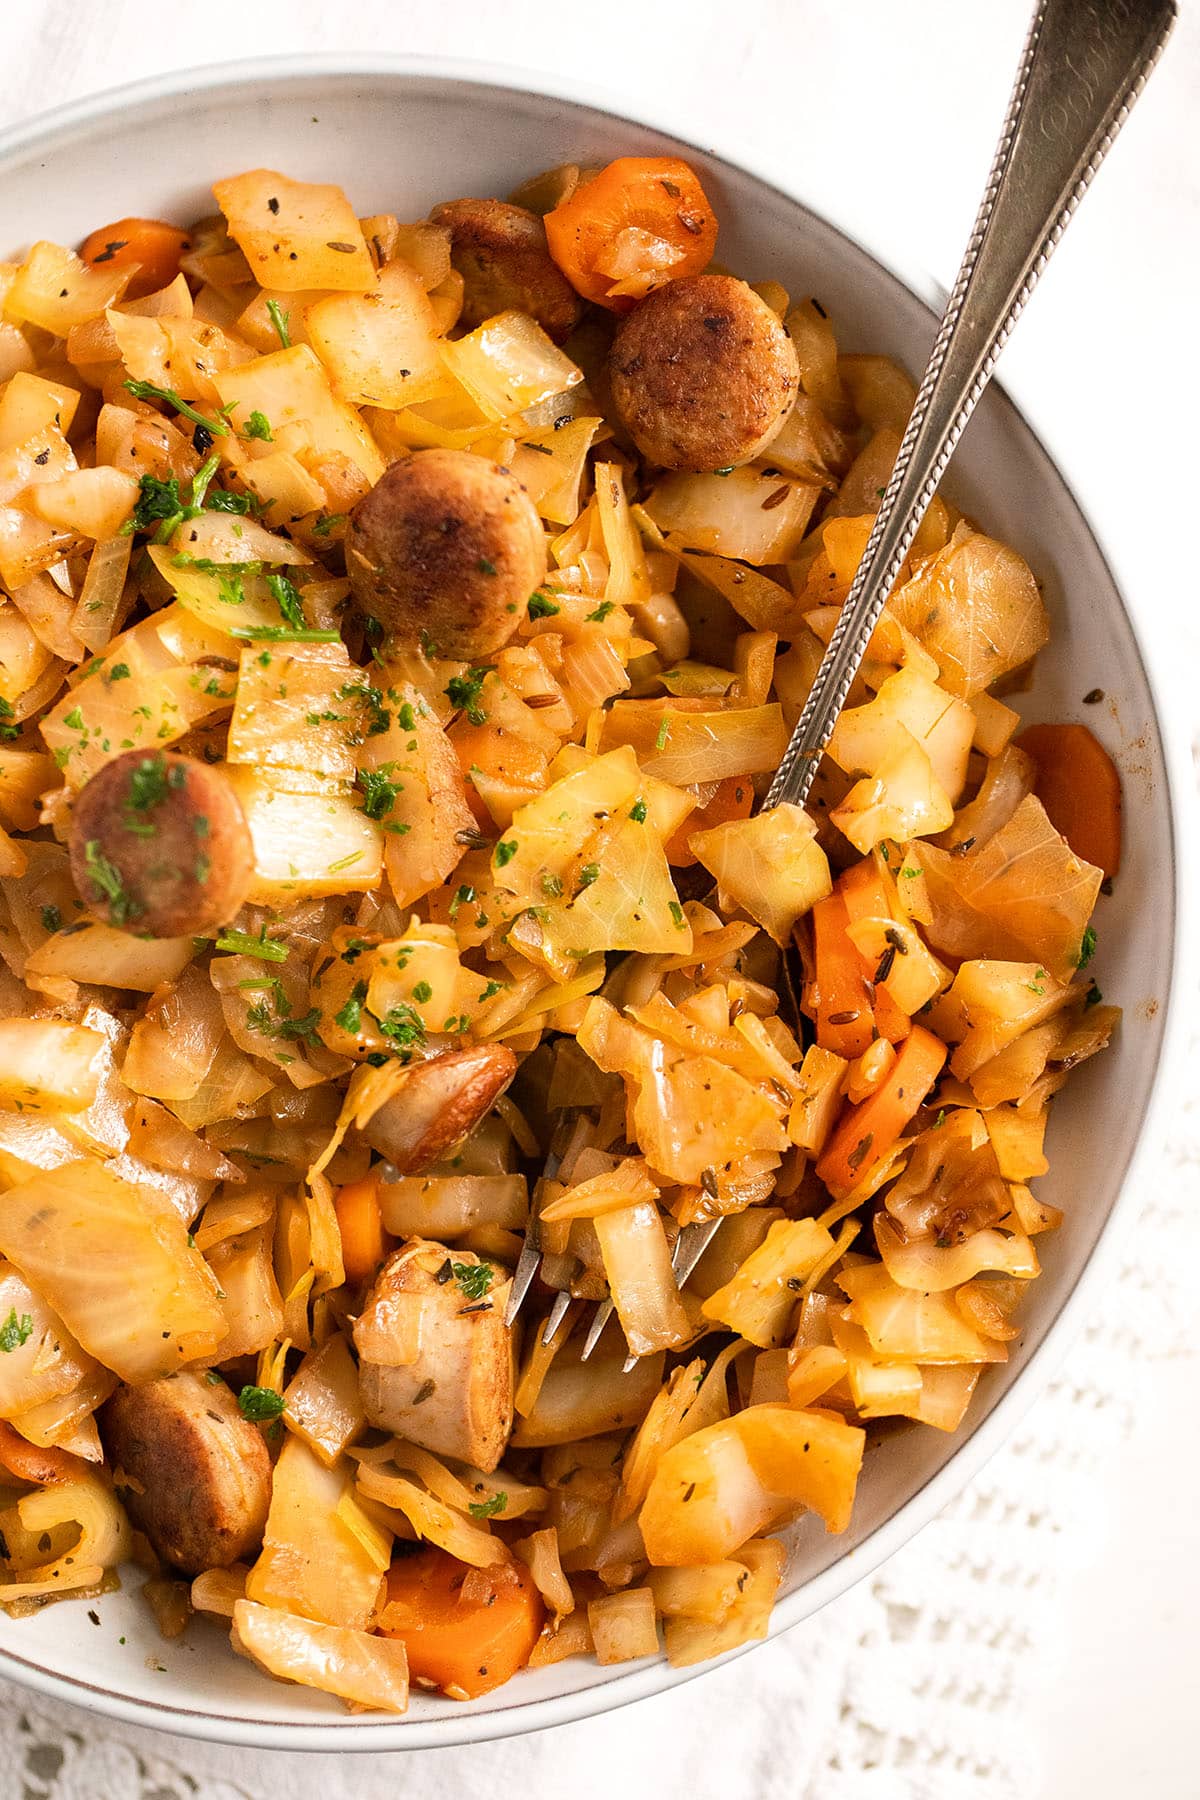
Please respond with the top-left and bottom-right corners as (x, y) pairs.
(0, 54), (1187, 1754)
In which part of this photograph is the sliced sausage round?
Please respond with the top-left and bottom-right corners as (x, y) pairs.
(429, 198), (584, 343)
(354, 1240), (514, 1471)
(100, 1371), (271, 1574)
(609, 272), (800, 471)
(346, 449), (547, 660)
(360, 1043), (517, 1174)
(69, 750), (253, 938)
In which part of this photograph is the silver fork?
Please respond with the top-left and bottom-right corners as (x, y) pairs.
(504, 0), (1175, 1357)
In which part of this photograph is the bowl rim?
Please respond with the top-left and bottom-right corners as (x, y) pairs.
(0, 47), (1190, 1755)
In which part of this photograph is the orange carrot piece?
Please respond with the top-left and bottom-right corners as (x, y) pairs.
(811, 892), (875, 1058)
(545, 157), (718, 310)
(1016, 722), (1122, 878)
(667, 775), (754, 867)
(79, 217), (189, 299)
(816, 1025), (947, 1199)
(334, 1173), (389, 1285)
(379, 1547), (544, 1699)
(0, 1420), (85, 1485)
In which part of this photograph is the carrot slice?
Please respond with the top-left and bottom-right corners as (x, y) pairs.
(815, 1025), (947, 1199)
(378, 1547), (544, 1699)
(334, 1173), (389, 1284)
(544, 157), (718, 310)
(810, 891), (875, 1058)
(0, 1419), (85, 1485)
(1015, 722), (1122, 878)
(667, 775), (754, 867)
(79, 217), (189, 299)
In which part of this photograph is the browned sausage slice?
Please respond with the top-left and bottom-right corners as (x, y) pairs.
(429, 198), (584, 344)
(354, 1240), (514, 1471)
(609, 272), (799, 471)
(100, 1371), (271, 1574)
(68, 750), (253, 938)
(360, 1043), (517, 1174)
(346, 450), (547, 660)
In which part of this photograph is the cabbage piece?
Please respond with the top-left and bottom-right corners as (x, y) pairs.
(489, 745), (642, 914)
(577, 998), (788, 1188)
(213, 171), (375, 291)
(931, 959), (1071, 1080)
(888, 524), (1050, 697)
(660, 1538), (785, 1668)
(232, 1599), (409, 1713)
(247, 1436), (392, 1628)
(0, 1467), (130, 1607)
(640, 1404), (865, 1564)
(647, 1560), (744, 1624)
(593, 1202), (692, 1357)
(0, 1161), (225, 1382)
(282, 1335), (365, 1469)
(306, 260), (446, 409)
(227, 640), (361, 780)
(439, 310), (582, 419)
(875, 1214), (1039, 1291)
(518, 808), (692, 970)
(214, 346), (385, 486)
(701, 1219), (834, 1348)
(6, 242), (131, 335)
(360, 681), (474, 908)
(689, 802), (831, 944)
(940, 743), (1034, 850)
(378, 1173), (528, 1239)
(207, 1224), (284, 1360)
(828, 667), (975, 805)
(511, 1334), (663, 1448)
(645, 469), (820, 564)
(838, 1262), (1007, 1364)
(0, 1262), (102, 1421)
(24, 924), (194, 994)
(354, 1463), (505, 1569)
(513, 1527), (573, 1619)
(588, 1587), (659, 1664)
(600, 698), (789, 784)
(881, 1107), (1009, 1243)
(0, 1019), (103, 1113)
(788, 1046), (850, 1155)
(121, 965), (224, 1101)
(595, 461), (652, 610)
(224, 767), (383, 904)
(908, 794), (1102, 982)
(509, 418), (604, 526)
(831, 729), (954, 852)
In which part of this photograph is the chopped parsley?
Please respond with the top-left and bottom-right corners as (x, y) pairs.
(586, 601), (615, 623)
(215, 927), (288, 963)
(356, 767), (401, 820)
(495, 840), (518, 868)
(378, 1002), (425, 1057)
(242, 410), (274, 442)
(84, 840), (140, 926)
(449, 884), (477, 918)
(108, 662), (131, 681)
(265, 299), (292, 349)
(528, 591), (560, 619)
(1077, 926), (1097, 970)
(237, 1385), (286, 1421)
(452, 1261), (494, 1302)
(445, 666), (492, 726)
(397, 701), (416, 732)
(411, 980), (432, 1004)
(127, 751), (181, 815)
(477, 556), (498, 576)
(467, 1492), (507, 1519)
(577, 863), (600, 889)
(230, 625), (340, 643)
(334, 980), (369, 1034)
(314, 512), (346, 537)
(630, 798), (648, 823)
(1084, 981), (1104, 1009)
(265, 572), (305, 629)
(0, 698), (17, 744)
(541, 872), (564, 899)
(245, 991), (321, 1043)
(654, 716), (671, 752)
(668, 901), (686, 929)
(0, 1308), (33, 1353)
(123, 378), (229, 438)
(1025, 969), (1048, 996)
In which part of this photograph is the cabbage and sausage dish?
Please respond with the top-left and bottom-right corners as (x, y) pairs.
(0, 155), (1119, 1711)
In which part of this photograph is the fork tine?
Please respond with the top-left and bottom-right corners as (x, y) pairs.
(504, 1231), (541, 1327)
(579, 1298), (615, 1360)
(672, 1219), (722, 1286)
(540, 1287), (573, 1346)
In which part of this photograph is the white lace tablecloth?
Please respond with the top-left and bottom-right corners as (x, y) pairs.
(2, 3), (1197, 1796)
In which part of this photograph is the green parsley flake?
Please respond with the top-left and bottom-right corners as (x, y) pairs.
(314, 512), (346, 537)
(215, 927), (288, 963)
(586, 601), (615, 623)
(266, 572), (305, 628)
(578, 863), (600, 888)
(654, 716), (671, 752)
(1077, 926), (1097, 970)
(357, 767), (401, 821)
(397, 701), (416, 732)
(242, 410), (273, 442)
(495, 840), (518, 868)
(411, 980), (432, 1004)
(378, 1002), (426, 1058)
(528, 591), (560, 619)
(108, 663), (131, 681)
(265, 299), (292, 349)
(84, 840), (140, 926)
(335, 980), (369, 1034)
(123, 378), (229, 438)
(0, 1308), (33, 1353)
(668, 900), (686, 929)
(467, 1492), (507, 1519)
(445, 667), (492, 726)
(630, 798), (648, 823)
(452, 1261), (494, 1301)
(237, 1385), (286, 1421)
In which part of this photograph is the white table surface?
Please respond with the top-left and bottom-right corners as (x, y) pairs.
(2, 3), (1198, 1796)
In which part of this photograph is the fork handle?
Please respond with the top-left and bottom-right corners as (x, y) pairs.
(765, 0), (1175, 813)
